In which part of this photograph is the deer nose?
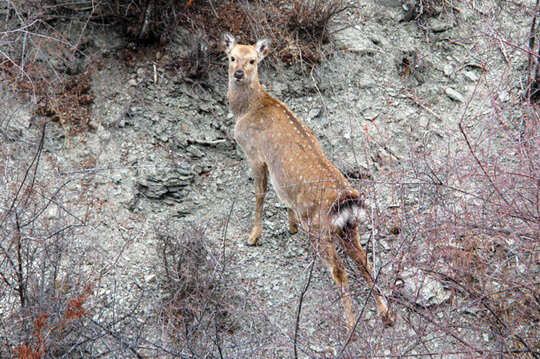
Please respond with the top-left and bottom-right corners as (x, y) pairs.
(234, 70), (244, 80)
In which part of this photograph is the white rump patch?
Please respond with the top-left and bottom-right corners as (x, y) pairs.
(331, 205), (366, 229)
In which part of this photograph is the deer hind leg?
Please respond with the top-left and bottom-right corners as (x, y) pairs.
(287, 208), (299, 234)
(318, 237), (356, 331)
(341, 228), (395, 327)
(247, 162), (268, 246)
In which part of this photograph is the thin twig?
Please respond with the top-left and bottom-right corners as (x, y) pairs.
(1, 122), (46, 226)
(293, 257), (315, 359)
(497, 37), (511, 65)
(336, 265), (388, 358)
(458, 122), (514, 215)
(402, 91), (443, 122)
(482, 31), (540, 59)
(527, 0), (540, 99)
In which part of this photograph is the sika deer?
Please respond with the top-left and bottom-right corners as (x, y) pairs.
(221, 33), (394, 331)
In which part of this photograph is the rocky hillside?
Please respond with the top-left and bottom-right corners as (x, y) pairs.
(1, 0), (538, 358)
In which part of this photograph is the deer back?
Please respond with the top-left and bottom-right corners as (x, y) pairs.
(236, 92), (360, 227)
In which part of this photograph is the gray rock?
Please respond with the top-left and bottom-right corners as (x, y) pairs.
(334, 26), (379, 55)
(443, 64), (453, 77)
(429, 18), (453, 33)
(398, 269), (451, 307)
(445, 87), (465, 102)
(136, 168), (194, 201)
(463, 71), (478, 82)
(186, 145), (205, 158)
(362, 109), (379, 122)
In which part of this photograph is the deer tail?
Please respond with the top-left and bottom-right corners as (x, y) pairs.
(329, 191), (366, 230)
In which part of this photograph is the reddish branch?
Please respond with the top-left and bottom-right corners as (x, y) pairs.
(458, 122), (516, 219)
(293, 257), (315, 359)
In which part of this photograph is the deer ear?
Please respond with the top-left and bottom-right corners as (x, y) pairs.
(221, 33), (236, 55)
(255, 38), (272, 61)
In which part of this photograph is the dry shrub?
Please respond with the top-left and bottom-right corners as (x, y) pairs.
(2, 0), (349, 136)
(526, 0), (540, 101)
(12, 286), (93, 359)
(1, 61), (95, 137)
(0, 2), (95, 136)
(0, 125), (97, 358)
(157, 223), (236, 355)
(180, 0), (352, 65)
(378, 97), (539, 356)
(94, 0), (350, 65)
(34, 66), (95, 135)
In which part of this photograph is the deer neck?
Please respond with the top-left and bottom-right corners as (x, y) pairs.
(227, 78), (264, 117)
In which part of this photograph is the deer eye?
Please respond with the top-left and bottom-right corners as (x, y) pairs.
(249, 59), (255, 65)
(231, 57), (235, 62)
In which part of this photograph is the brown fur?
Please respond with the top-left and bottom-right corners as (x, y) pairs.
(221, 33), (395, 332)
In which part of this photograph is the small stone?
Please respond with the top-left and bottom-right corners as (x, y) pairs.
(97, 125), (111, 142)
(398, 269), (451, 307)
(144, 274), (156, 283)
(308, 108), (322, 120)
(363, 109), (379, 121)
(186, 145), (205, 158)
(335, 26), (378, 55)
(445, 87), (465, 102)
(111, 173), (122, 184)
(443, 64), (453, 77)
(46, 205), (59, 220)
(464, 71), (479, 82)
(357, 72), (376, 89)
(430, 18), (452, 33)
(499, 91), (510, 102)
(128, 78), (138, 86)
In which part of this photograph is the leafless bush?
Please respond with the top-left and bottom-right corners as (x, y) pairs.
(1, 1), (96, 137)
(156, 222), (238, 357)
(1, 0), (350, 135)
(178, 0), (352, 65)
(0, 124), (97, 358)
(345, 64), (539, 359)
(332, 108), (538, 357)
(0, 120), (174, 358)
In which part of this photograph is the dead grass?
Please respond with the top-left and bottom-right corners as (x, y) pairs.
(156, 222), (238, 355)
(179, 0), (353, 65)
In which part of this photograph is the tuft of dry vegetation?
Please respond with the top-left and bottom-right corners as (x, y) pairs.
(179, 0), (352, 65)
(352, 83), (539, 358)
(526, 0), (540, 101)
(0, 124), (95, 358)
(156, 222), (238, 356)
(1, 0), (350, 137)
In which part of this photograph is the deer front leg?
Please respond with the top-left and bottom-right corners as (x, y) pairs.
(246, 163), (268, 246)
(288, 208), (299, 234)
